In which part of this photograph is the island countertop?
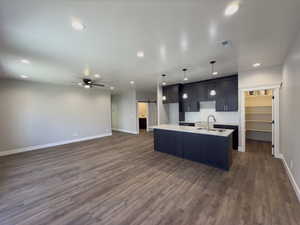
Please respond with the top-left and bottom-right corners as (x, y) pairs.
(152, 124), (234, 137)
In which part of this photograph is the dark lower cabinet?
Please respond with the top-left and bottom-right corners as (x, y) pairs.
(214, 124), (239, 150)
(183, 133), (232, 170)
(154, 129), (232, 170)
(139, 118), (147, 129)
(179, 122), (195, 126)
(154, 129), (183, 157)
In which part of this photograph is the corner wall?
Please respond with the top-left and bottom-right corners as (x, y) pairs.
(280, 30), (300, 200)
(0, 79), (112, 154)
(111, 89), (138, 134)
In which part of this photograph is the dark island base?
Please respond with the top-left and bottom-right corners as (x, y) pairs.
(154, 129), (233, 171)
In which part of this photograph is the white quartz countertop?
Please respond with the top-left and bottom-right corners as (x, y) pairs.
(152, 124), (234, 137)
(179, 121), (239, 126)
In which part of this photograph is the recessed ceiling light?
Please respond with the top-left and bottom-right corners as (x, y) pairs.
(20, 75), (28, 79)
(72, 20), (85, 31)
(225, 1), (240, 16)
(212, 72), (219, 75)
(253, 63), (261, 68)
(110, 86), (115, 90)
(130, 81), (135, 85)
(137, 51), (144, 58)
(21, 59), (30, 64)
(78, 82), (82, 86)
(162, 82), (167, 86)
(84, 85), (91, 89)
(183, 77), (189, 81)
(94, 74), (101, 78)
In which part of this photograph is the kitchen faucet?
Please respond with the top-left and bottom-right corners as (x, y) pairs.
(207, 114), (216, 131)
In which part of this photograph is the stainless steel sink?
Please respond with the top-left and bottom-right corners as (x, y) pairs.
(196, 127), (226, 132)
(210, 129), (226, 132)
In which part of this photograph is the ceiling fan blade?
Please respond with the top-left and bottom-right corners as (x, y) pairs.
(92, 83), (105, 87)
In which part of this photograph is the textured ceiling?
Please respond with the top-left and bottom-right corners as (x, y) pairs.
(0, 0), (300, 92)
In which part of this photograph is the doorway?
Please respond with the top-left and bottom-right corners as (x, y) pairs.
(244, 89), (273, 155)
(138, 102), (148, 131)
(240, 86), (280, 157)
(137, 101), (157, 133)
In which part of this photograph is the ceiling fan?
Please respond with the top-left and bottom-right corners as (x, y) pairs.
(77, 78), (106, 89)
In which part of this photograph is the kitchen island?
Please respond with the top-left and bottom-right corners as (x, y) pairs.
(153, 124), (234, 170)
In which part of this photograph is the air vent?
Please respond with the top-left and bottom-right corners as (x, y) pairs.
(221, 40), (232, 47)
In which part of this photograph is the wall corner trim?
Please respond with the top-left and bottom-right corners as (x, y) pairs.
(0, 133), (112, 157)
(238, 146), (244, 152)
(281, 155), (300, 202)
(112, 128), (138, 135)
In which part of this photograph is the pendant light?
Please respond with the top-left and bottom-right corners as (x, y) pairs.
(210, 60), (218, 75)
(161, 74), (167, 101)
(161, 74), (167, 86)
(182, 68), (188, 99)
(182, 68), (188, 81)
(209, 61), (217, 96)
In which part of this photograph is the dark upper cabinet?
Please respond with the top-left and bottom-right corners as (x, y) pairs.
(200, 81), (217, 101)
(182, 84), (200, 112)
(163, 75), (238, 112)
(162, 84), (179, 104)
(215, 76), (238, 112)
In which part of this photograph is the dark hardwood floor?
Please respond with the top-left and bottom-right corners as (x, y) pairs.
(0, 132), (299, 225)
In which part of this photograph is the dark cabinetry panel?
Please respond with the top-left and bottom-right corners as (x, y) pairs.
(182, 84), (200, 112)
(199, 81), (217, 101)
(179, 122), (195, 126)
(214, 124), (239, 150)
(139, 118), (147, 129)
(183, 133), (232, 170)
(162, 84), (180, 104)
(154, 129), (183, 157)
(154, 129), (232, 170)
(162, 75), (238, 112)
(215, 76), (238, 111)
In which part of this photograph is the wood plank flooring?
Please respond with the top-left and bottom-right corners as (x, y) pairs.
(0, 132), (299, 225)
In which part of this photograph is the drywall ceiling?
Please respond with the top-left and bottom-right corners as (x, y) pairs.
(0, 0), (300, 92)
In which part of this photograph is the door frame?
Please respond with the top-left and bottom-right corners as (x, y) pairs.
(137, 102), (148, 133)
(240, 84), (281, 158)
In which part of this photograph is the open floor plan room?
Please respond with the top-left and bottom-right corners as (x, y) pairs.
(1, 132), (299, 225)
(1, 0), (300, 224)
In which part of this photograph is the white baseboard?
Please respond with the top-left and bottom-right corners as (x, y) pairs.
(0, 133), (112, 157)
(238, 146), (244, 152)
(112, 128), (138, 135)
(281, 155), (300, 202)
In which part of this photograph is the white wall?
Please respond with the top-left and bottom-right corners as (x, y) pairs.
(111, 89), (138, 134)
(157, 84), (169, 124)
(239, 65), (282, 89)
(238, 65), (283, 148)
(280, 30), (300, 199)
(147, 103), (157, 130)
(0, 79), (112, 153)
(168, 103), (179, 124)
(136, 91), (156, 102)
